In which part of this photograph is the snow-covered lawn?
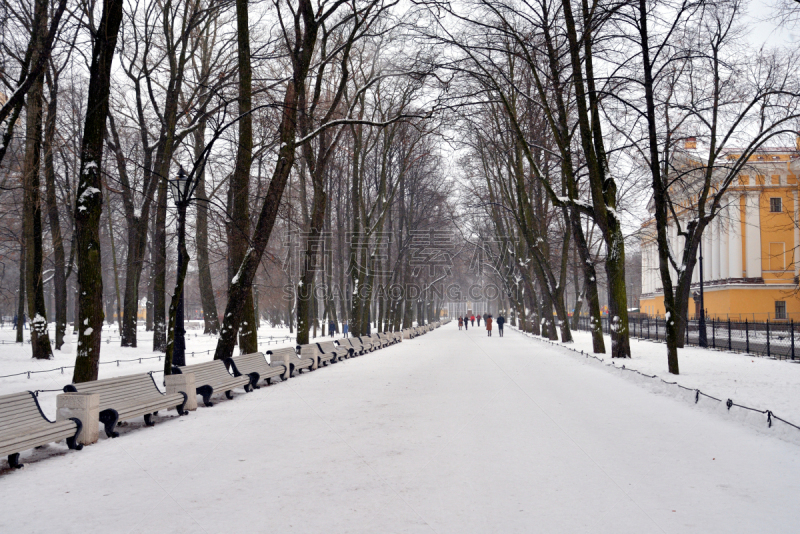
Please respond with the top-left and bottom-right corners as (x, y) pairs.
(0, 322), (297, 418)
(525, 327), (800, 442)
(1, 324), (798, 533)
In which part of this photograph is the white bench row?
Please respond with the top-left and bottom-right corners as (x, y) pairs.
(2, 327), (432, 468)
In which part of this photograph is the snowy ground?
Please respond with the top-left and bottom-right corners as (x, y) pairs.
(525, 327), (800, 441)
(1, 323), (799, 533)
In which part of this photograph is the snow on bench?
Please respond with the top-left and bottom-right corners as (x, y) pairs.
(172, 360), (251, 408)
(267, 347), (313, 377)
(226, 352), (287, 389)
(64, 373), (188, 438)
(0, 391), (83, 469)
(316, 341), (348, 364)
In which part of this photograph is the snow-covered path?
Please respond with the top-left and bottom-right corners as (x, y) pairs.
(2, 325), (798, 533)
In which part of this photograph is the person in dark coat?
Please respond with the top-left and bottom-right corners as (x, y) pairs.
(477, 315), (482, 327)
(496, 314), (505, 337)
(343, 321), (349, 337)
(328, 319), (336, 337)
(464, 315), (468, 330)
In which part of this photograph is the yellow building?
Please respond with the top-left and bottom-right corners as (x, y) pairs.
(640, 145), (800, 320)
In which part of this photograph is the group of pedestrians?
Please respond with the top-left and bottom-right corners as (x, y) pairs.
(457, 313), (505, 337)
(328, 320), (350, 337)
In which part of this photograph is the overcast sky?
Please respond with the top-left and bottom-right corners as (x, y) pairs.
(747, 0), (795, 47)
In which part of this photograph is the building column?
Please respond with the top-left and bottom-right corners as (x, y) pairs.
(712, 216), (721, 281)
(794, 190), (799, 276)
(729, 194), (744, 278)
(720, 203), (730, 280)
(745, 191), (762, 278)
(703, 220), (712, 282)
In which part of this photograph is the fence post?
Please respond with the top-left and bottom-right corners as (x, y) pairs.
(655, 317), (658, 341)
(792, 319), (795, 360)
(728, 318), (732, 352)
(686, 317), (689, 345)
(745, 319), (749, 354)
(712, 318), (716, 349)
(766, 319), (770, 358)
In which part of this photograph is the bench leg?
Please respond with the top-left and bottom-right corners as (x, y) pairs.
(144, 413), (155, 427)
(266, 377), (272, 386)
(290, 364), (296, 378)
(66, 418), (84, 450)
(8, 453), (22, 469)
(225, 390), (233, 400)
(99, 409), (120, 438)
(250, 373), (261, 390)
(175, 391), (189, 416)
(197, 385), (214, 407)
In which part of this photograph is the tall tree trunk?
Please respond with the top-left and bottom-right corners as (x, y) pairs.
(72, 0), (123, 383)
(194, 122), (219, 334)
(105, 187), (122, 330)
(152, 179), (167, 352)
(214, 0), (320, 360)
(43, 68), (67, 349)
(296, 172), (327, 345)
(16, 242), (25, 343)
(22, 0), (53, 359)
(229, 0), (257, 355)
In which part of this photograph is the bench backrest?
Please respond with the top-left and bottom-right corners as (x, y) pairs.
(298, 344), (317, 355)
(317, 341), (337, 353)
(268, 347), (298, 362)
(0, 391), (52, 432)
(176, 360), (234, 384)
(230, 352), (267, 370)
(66, 373), (162, 407)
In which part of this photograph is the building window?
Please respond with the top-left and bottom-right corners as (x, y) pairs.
(770, 197), (782, 212)
(776, 301), (787, 320)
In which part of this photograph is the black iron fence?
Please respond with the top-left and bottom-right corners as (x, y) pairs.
(573, 315), (799, 361)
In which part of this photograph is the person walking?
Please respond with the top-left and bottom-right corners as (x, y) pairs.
(470, 314), (475, 327)
(464, 315), (468, 330)
(496, 314), (505, 337)
(328, 319), (336, 337)
(477, 315), (481, 327)
(343, 321), (349, 337)
(486, 314), (493, 337)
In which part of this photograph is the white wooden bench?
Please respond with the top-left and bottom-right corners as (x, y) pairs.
(298, 344), (322, 370)
(64, 373), (188, 438)
(173, 360), (251, 407)
(376, 332), (395, 346)
(1, 391), (84, 468)
(359, 335), (381, 351)
(316, 341), (348, 363)
(342, 338), (365, 356)
(226, 352), (287, 389)
(267, 347), (313, 377)
(367, 333), (388, 348)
